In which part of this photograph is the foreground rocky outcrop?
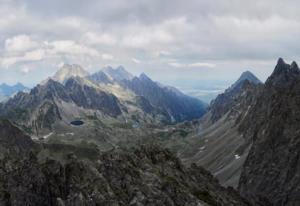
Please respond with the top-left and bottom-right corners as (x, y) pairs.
(238, 58), (300, 206)
(0, 119), (250, 206)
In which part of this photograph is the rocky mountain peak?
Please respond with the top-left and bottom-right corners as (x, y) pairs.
(272, 58), (300, 76)
(102, 65), (133, 81)
(239, 70), (261, 83)
(228, 70), (261, 93)
(238, 59), (300, 205)
(0, 82), (28, 96)
(139, 72), (152, 82)
(266, 58), (300, 88)
(272, 58), (290, 75)
(88, 70), (112, 84)
(52, 64), (90, 83)
(209, 70), (261, 123)
(115, 65), (126, 72)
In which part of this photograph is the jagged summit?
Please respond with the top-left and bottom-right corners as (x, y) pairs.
(238, 58), (300, 205)
(209, 70), (261, 123)
(228, 70), (261, 92)
(102, 65), (134, 81)
(51, 64), (90, 83)
(88, 70), (112, 84)
(272, 58), (291, 75)
(240, 71), (261, 82)
(267, 58), (300, 87)
(0, 82), (28, 96)
(139, 72), (152, 81)
(274, 58), (300, 75)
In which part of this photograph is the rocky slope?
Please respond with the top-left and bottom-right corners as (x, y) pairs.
(50, 64), (90, 83)
(158, 71), (262, 188)
(0, 64), (206, 149)
(238, 58), (300, 206)
(0, 119), (250, 206)
(102, 65), (134, 81)
(121, 73), (207, 122)
(209, 71), (262, 123)
(0, 79), (124, 134)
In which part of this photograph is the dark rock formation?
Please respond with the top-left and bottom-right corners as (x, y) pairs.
(87, 71), (113, 84)
(238, 58), (300, 206)
(0, 120), (250, 206)
(209, 71), (262, 123)
(65, 77), (122, 117)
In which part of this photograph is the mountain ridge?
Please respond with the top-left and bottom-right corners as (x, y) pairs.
(238, 58), (300, 206)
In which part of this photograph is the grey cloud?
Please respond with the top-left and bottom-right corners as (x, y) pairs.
(1, 0), (300, 85)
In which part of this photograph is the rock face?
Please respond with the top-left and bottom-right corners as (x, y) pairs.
(209, 71), (262, 123)
(160, 71), (262, 188)
(238, 58), (300, 206)
(228, 71), (261, 93)
(102, 65), (134, 81)
(65, 78), (122, 117)
(0, 79), (123, 134)
(87, 70), (113, 84)
(51, 64), (90, 83)
(0, 119), (39, 157)
(122, 73), (207, 122)
(0, 120), (250, 206)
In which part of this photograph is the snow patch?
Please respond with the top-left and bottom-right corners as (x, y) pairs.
(43, 132), (53, 139)
(234, 154), (241, 160)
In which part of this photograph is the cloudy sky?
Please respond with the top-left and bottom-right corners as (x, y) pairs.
(0, 0), (300, 87)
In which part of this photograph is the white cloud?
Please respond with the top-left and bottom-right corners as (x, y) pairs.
(121, 18), (178, 49)
(188, 62), (216, 68)
(20, 67), (30, 74)
(101, 53), (114, 60)
(1, 0), (300, 84)
(23, 49), (45, 61)
(5, 35), (38, 52)
(0, 49), (45, 67)
(168, 62), (183, 68)
(47, 40), (100, 56)
(83, 32), (117, 46)
(132, 58), (141, 64)
(168, 62), (216, 68)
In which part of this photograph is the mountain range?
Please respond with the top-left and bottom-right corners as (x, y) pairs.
(0, 64), (206, 138)
(157, 58), (300, 206)
(1, 58), (300, 205)
(0, 83), (29, 102)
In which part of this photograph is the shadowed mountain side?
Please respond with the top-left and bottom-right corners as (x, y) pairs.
(156, 71), (262, 188)
(238, 58), (300, 206)
(0, 119), (250, 206)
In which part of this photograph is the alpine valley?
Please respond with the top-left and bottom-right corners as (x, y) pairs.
(1, 58), (300, 206)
